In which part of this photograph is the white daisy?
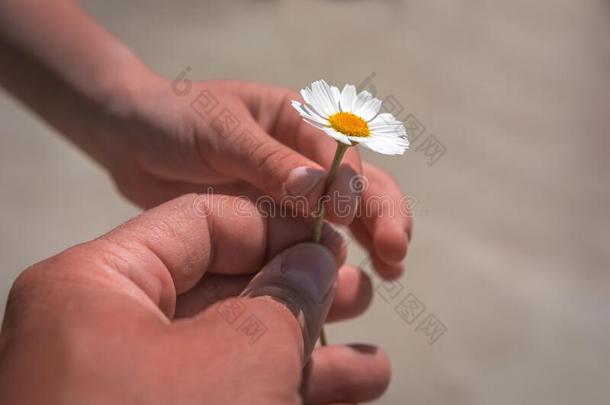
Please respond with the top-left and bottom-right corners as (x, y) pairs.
(291, 79), (409, 155)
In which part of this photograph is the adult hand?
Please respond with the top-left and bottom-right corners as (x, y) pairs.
(0, 194), (390, 404)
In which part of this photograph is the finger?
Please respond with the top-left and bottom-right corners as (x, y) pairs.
(175, 265), (372, 322)
(174, 273), (252, 318)
(113, 167), (207, 209)
(265, 89), (364, 222)
(240, 243), (338, 359)
(322, 164), (361, 225)
(309, 143), (362, 226)
(371, 256), (405, 280)
(94, 194), (344, 317)
(324, 403), (355, 405)
(326, 265), (372, 322)
(350, 218), (405, 280)
(289, 123), (363, 225)
(352, 162), (411, 272)
(198, 102), (328, 214)
(255, 86), (363, 184)
(267, 214), (347, 267)
(302, 344), (391, 404)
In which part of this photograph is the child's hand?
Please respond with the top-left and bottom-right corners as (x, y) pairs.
(0, 195), (390, 404)
(99, 79), (363, 213)
(91, 78), (412, 279)
(1, 0), (410, 279)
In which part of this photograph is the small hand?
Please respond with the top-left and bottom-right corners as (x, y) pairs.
(0, 194), (390, 404)
(91, 78), (411, 279)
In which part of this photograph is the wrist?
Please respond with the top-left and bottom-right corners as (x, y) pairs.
(89, 52), (167, 116)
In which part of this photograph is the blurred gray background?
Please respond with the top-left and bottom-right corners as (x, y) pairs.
(1, 0), (609, 403)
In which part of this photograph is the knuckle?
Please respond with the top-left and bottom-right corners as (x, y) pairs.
(6, 265), (42, 311)
(255, 144), (294, 181)
(6, 244), (94, 313)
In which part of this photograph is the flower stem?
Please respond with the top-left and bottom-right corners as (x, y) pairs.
(319, 327), (328, 346)
(313, 142), (349, 347)
(313, 142), (349, 243)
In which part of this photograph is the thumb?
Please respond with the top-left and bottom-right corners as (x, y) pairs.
(205, 110), (327, 209)
(240, 243), (338, 360)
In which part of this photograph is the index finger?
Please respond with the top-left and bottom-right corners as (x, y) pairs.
(350, 162), (412, 277)
(248, 84), (364, 224)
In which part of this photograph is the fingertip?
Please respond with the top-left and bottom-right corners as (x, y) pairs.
(241, 242), (339, 357)
(284, 166), (326, 198)
(304, 344), (392, 404)
(320, 223), (348, 266)
(373, 222), (408, 264)
(349, 344), (392, 393)
(324, 165), (360, 225)
(326, 265), (373, 322)
(281, 165), (327, 216)
(372, 255), (405, 280)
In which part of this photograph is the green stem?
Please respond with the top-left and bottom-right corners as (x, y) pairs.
(313, 141), (349, 347)
(319, 327), (328, 346)
(313, 142), (349, 243)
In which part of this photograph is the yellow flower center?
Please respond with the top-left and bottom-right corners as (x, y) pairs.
(328, 112), (370, 137)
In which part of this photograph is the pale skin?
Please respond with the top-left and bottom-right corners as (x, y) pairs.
(0, 0), (412, 403)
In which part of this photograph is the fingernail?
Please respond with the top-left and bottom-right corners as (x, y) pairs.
(284, 166), (325, 197)
(280, 243), (337, 301)
(240, 244), (337, 359)
(243, 243), (337, 304)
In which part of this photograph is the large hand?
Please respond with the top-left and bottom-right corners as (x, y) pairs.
(87, 78), (412, 279)
(0, 195), (390, 404)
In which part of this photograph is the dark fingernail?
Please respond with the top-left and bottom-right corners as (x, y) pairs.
(280, 243), (337, 301)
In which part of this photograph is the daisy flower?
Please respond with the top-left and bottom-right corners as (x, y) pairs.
(291, 79), (409, 155)
(290, 80), (409, 348)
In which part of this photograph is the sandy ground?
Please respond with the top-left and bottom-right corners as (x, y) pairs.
(1, 1), (609, 403)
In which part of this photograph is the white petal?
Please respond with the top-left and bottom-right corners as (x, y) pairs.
(357, 98), (382, 121)
(299, 87), (316, 110)
(299, 89), (327, 119)
(323, 127), (353, 145)
(292, 80), (410, 155)
(368, 124), (409, 142)
(291, 100), (330, 127)
(369, 113), (402, 126)
(340, 85), (357, 112)
(311, 80), (340, 117)
(302, 118), (329, 131)
(358, 90), (374, 102)
(360, 141), (407, 155)
(370, 130), (409, 146)
(355, 113), (410, 155)
(344, 136), (364, 145)
(330, 85), (341, 108)
(291, 100), (315, 118)
(368, 114), (407, 136)
(352, 90), (376, 116)
(358, 133), (408, 155)
(292, 101), (332, 132)
(319, 80), (340, 112)
(369, 123), (407, 137)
